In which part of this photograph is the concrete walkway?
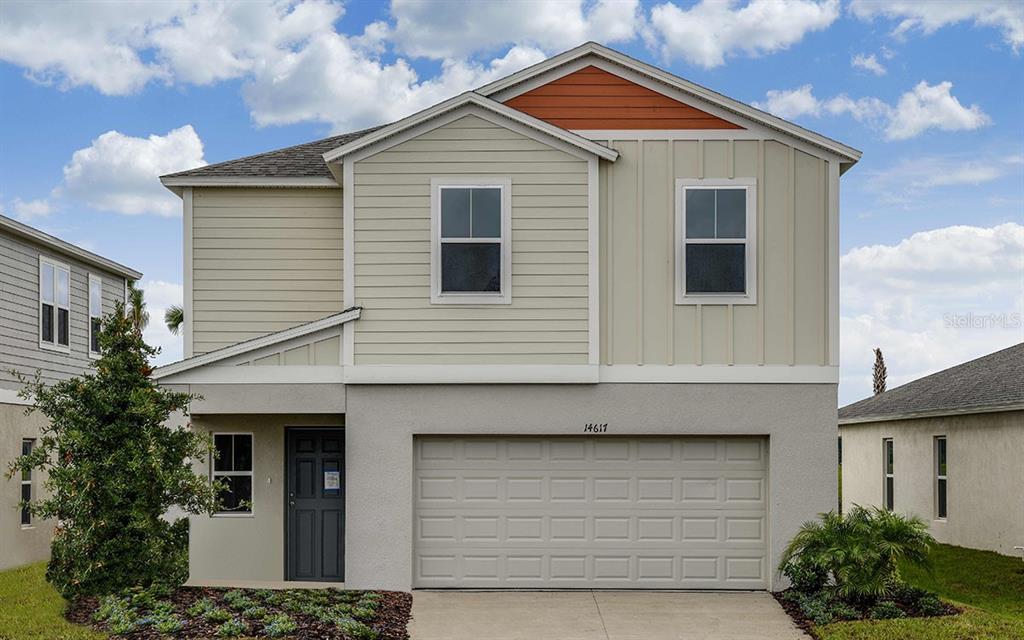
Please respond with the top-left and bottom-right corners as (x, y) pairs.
(409, 590), (806, 640)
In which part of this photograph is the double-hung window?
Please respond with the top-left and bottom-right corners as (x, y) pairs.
(431, 178), (512, 304)
(212, 433), (253, 515)
(883, 438), (894, 511)
(935, 436), (947, 520)
(39, 257), (71, 350)
(21, 439), (33, 526)
(89, 275), (103, 357)
(676, 179), (757, 304)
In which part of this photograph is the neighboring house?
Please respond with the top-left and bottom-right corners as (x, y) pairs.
(153, 42), (861, 590)
(0, 214), (142, 571)
(840, 343), (1023, 557)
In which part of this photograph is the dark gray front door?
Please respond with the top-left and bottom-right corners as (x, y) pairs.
(287, 429), (344, 581)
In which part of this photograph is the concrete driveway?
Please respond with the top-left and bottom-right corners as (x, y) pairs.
(409, 591), (805, 640)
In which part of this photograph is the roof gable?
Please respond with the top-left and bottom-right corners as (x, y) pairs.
(504, 65), (743, 131)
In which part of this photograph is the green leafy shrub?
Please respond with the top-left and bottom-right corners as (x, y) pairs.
(153, 613), (184, 634)
(779, 506), (935, 602)
(187, 597), (217, 618)
(242, 605), (268, 620)
(351, 606), (376, 621)
(204, 607), (233, 624)
(337, 617), (378, 640)
(223, 589), (255, 611)
(915, 594), (947, 616)
(92, 595), (130, 622)
(263, 613), (298, 637)
(217, 618), (247, 637)
(870, 601), (906, 619)
(782, 557), (829, 594)
(5, 302), (220, 598)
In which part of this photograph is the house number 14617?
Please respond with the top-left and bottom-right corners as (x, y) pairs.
(583, 423), (608, 433)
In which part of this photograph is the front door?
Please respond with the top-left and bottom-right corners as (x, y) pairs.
(286, 429), (344, 581)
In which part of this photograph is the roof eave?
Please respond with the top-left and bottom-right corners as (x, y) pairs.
(0, 214), (143, 280)
(839, 402), (1024, 425)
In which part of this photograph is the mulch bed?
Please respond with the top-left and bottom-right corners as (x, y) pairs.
(66, 586), (412, 640)
(772, 589), (959, 638)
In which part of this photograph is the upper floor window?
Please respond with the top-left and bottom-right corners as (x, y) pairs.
(89, 275), (103, 357)
(883, 438), (894, 511)
(675, 179), (757, 305)
(431, 177), (512, 305)
(935, 436), (947, 520)
(212, 433), (253, 515)
(39, 256), (70, 350)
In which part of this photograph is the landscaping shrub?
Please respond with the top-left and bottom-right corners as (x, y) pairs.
(338, 616), (378, 640)
(216, 617), (247, 637)
(263, 612), (298, 637)
(779, 505), (935, 603)
(870, 600), (906, 619)
(782, 556), (829, 594)
(6, 303), (220, 599)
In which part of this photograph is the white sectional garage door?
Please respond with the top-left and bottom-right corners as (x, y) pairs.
(413, 436), (768, 589)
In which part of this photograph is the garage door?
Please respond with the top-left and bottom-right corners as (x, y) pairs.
(413, 436), (768, 589)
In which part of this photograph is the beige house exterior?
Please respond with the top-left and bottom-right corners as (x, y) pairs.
(840, 343), (1024, 557)
(0, 214), (141, 571)
(154, 43), (861, 590)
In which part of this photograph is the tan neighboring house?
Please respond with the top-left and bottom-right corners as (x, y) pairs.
(840, 343), (1024, 557)
(153, 42), (861, 590)
(0, 214), (141, 570)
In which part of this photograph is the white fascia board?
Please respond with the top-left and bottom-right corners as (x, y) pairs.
(152, 308), (361, 379)
(599, 365), (839, 384)
(0, 214), (143, 280)
(322, 92), (618, 164)
(477, 42), (861, 165)
(838, 402), (1024, 426)
(160, 176), (339, 189)
(156, 366), (345, 385)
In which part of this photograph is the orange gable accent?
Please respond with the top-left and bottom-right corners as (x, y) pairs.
(504, 66), (743, 130)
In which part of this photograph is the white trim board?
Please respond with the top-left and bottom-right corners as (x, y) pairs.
(156, 366), (345, 385)
(182, 187), (194, 359)
(153, 308), (361, 379)
(839, 402), (1024, 426)
(0, 388), (33, 405)
(0, 213), (141, 280)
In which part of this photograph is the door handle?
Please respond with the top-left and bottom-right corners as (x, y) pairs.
(289, 500), (295, 507)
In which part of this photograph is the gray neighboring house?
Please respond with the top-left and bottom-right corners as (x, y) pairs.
(152, 42), (862, 591)
(840, 343), (1024, 557)
(0, 214), (142, 571)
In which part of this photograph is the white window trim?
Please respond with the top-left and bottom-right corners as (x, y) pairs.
(38, 255), (71, 353)
(883, 438), (894, 511)
(88, 274), (102, 359)
(675, 178), (757, 305)
(935, 436), (947, 521)
(430, 176), (513, 305)
(20, 439), (33, 529)
(210, 431), (254, 518)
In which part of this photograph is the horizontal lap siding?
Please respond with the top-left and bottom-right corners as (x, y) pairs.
(504, 66), (743, 130)
(191, 188), (343, 354)
(0, 232), (127, 388)
(601, 139), (830, 367)
(352, 115), (590, 365)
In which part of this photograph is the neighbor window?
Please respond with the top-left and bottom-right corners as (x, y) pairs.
(431, 178), (511, 304)
(212, 433), (253, 515)
(883, 438), (894, 511)
(935, 436), (947, 519)
(39, 257), (70, 350)
(89, 275), (103, 356)
(21, 439), (33, 526)
(676, 178), (757, 304)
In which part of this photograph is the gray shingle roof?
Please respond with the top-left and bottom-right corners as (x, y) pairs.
(839, 342), (1024, 423)
(161, 126), (383, 180)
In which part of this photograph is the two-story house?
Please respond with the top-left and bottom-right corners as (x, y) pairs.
(153, 43), (860, 591)
(0, 214), (141, 570)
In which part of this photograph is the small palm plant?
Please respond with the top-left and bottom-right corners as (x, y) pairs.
(780, 505), (934, 603)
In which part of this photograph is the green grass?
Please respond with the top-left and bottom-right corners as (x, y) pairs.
(817, 544), (1024, 640)
(0, 563), (106, 640)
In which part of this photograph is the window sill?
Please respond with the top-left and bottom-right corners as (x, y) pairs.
(675, 293), (757, 306)
(210, 513), (254, 519)
(38, 341), (71, 354)
(21, 525), (35, 530)
(430, 293), (512, 305)
(88, 351), (101, 361)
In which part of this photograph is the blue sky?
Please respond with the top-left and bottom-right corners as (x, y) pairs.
(1, 0), (1021, 404)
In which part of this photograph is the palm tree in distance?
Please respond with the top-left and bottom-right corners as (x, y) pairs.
(165, 305), (184, 336)
(127, 282), (149, 333)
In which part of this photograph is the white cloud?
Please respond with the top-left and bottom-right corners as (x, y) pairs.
(858, 153), (1022, 208)
(388, 0), (641, 59)
(243, 41), (547, 132)
(58, 126), (206, 216)
(753, 81), (990, 140)
(648, 0), (839, 68)
(10, 198), (54, 221)
(851, 53), (886, 75)
(139, 280), (184, 366)
(839, 222), (1024, 404)
(850, 0), (1024, 53)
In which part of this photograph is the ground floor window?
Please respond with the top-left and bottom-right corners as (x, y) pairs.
(212, 433), (253, 514)
(935, 436), (947, 519)
(883, 438), (894, 511)
(21, 439), (33, 526)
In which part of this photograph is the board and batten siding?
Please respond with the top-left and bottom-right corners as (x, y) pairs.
(351, 115), (590, 365)
(0, 231), (127, 390)
(599, 138), (833, 367)
(190, 188), (344, 355)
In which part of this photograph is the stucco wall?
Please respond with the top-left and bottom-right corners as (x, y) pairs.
(0, 403), (53, 571)
(186, 414), (344, 585)
(344, 382), (837, 590)
(840, 410), (1024, 556)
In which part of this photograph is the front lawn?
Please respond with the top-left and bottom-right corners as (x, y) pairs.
(816, 544), (1024, 640)
(0, 563), (106, 640)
